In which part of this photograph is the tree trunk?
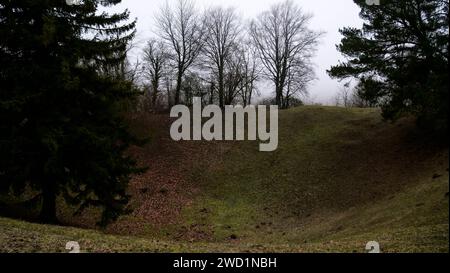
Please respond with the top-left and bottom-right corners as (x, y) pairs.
(218, 66), (224, 108)
(275, 84), (283, 108)
(248, 81), (254, 106)
(40, 183), (58, 224)
(152, 78), (159, 107)
(166, 78), (172, 107)
(175, 70), (183, 105)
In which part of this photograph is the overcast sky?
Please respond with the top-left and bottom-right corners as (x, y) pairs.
(113, 0), (363, 104)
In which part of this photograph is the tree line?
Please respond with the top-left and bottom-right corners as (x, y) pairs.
(135, 0), (322, 110)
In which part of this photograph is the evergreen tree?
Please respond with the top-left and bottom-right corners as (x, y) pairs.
(0, 0), (143, 226)
(328, 0), (449, 135)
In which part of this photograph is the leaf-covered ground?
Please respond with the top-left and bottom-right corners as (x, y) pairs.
(1, 106), (448, 252)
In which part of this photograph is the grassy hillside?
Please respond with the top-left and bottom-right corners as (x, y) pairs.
(1, 106), (448, 253)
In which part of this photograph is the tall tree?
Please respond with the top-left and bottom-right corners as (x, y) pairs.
(143, 38), (168, 106)
(156, 0), (204, 105)
(283, 58), (315, 108)
(0, 0), (143, 225)
(223, 44), (245, 105)
(203, 7), (241, 108)
(239, 43), (260, 106)
(250, 0), (322, 108)
(328, 0), (449, 134)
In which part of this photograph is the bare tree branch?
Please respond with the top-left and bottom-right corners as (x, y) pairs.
(250, 0), (323, 108)
(156, 0), (204, 105)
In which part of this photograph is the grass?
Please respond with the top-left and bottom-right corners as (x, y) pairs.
(0, 106), (448, 253)
(179, 106), (448, 251)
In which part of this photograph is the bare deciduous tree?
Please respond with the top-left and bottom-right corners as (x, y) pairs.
(156, 0), (204, 105)
(334, 81), (375, 108)
(223, 45), (245, 105)
(239, 42), (260, 106)
(202, 7), (241, 108)
(283, 59), (315, 108)
(250, 0), (322, 108)
(335, 83), (352, 108)
(143, 38), (168, 106)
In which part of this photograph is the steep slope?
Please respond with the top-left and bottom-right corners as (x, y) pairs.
(1, 106), (448, 252)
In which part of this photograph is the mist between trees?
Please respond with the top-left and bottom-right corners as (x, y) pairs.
(125, 0), (324, 111)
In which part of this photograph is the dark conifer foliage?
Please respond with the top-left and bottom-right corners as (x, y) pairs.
(0, 0), (143, 226)
(329, 0), (449, 135)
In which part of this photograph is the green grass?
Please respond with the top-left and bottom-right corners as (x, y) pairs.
(1, 106), (448, 252)
(178, 106), (448, 252)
